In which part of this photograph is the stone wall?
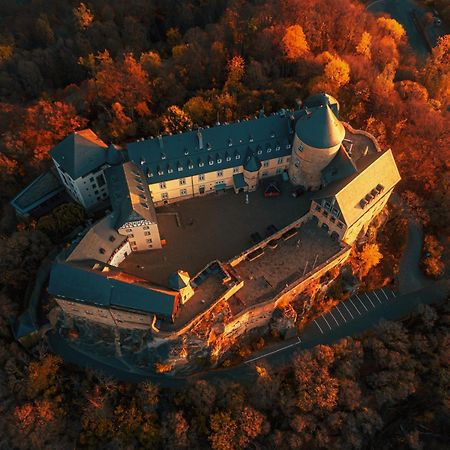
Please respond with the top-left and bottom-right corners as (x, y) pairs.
(222, 244), (351, 340)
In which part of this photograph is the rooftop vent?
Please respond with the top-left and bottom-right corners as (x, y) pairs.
(99, 248), (106, 254)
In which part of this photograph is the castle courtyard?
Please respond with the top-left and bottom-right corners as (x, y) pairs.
(119, 182), (313, 286)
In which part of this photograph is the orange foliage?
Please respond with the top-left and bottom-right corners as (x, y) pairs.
(3, 100), (87, 161)
(282, 25), (309, 60)
(15, 400), (55, 429)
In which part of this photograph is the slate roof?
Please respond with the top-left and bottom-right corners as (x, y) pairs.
(296, 104), (345, 149)
(315, 149), (401, 227)
(49, 261), (179, 318)
(168, 271), (190, 290)
(10, 169), (64, 214)
(244, 152), (262, 172)
(303, 92), (339, 116)
(50, 129), (108, 179)
(105, 161), (157, 228)
(321, 146), (357, 185)
(66, 214), (127, 264)
(106, 144), (125, 165)
(127, 112), (301, 184)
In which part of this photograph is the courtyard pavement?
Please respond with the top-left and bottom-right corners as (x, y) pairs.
(119, 183), (313, 286)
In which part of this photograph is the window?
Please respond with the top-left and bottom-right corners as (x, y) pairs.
(324, 202), (331, 210)
(209, 160), (214, 166)
(180, 189), (187, 196)
(276, 168), (283, 174)
(217, 158), (222, 164)
(226, 156), (231, 162)
(233, 167), (240, 174)
(337, 222), (344, 229)
(159, 182), (166, 189)
(161, 192), (169, 200)
(178, 166), (183, 172)
(286, 144), (291, 149)
(228, 139), (232, 147)
(158, 169), (164, 175)
(89, 177), (94, 182)
(146, 238), (152, 243)
(277, 158), (283, 164)
(143, 226), (150, 230)
(298, 143), (304, 152)
(126, 229), (132, 233)
(161, 153), (166, 160)
(262, 171), (268, 177)
(236, 154), (240, 160)
(130, 240), (136, 246)
(188, 162), (193, 169)
(128, 233), (134, 238)
(199, 174), (205, 181)
(217, 170), (223, 177)
(96, 174), (106, 187)
(330, 217), (336, 223)
(168, 167), (173, 173)
(295, 159), (300, 168)
(179, 178), (186, 185)
(323, 211), (329, 218)
(315, 205), (321, 212)
(263, 161), (269, 168)
(257, 148), (262, 155)
(199, 161), (204, 167)
(144, 231), (151, 236)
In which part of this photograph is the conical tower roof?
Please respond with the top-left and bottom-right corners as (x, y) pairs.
(295, 104), (345, 149)
(243, 151), (261, 172)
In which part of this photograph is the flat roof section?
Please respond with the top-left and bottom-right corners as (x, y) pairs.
(228, 220), (342, 315)
(119, 184), (313, 287)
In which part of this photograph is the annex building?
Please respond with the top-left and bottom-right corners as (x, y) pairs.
(12, 93), (401, 332)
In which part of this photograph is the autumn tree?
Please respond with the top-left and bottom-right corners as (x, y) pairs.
(2, 100), (87, 162)
(282, 25), (309, 60)
(209, 411), (237, 450)
(356, 31), (372, 59)
(161, 105), (193, 134)
(183, 96), (215, 126)
(73, 2), (94, 30)
(377, 17), (406, 42)
(225, 55), (245, 90)
(355, 243), (383, 279)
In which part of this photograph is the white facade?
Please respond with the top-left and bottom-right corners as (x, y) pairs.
(53, 159), (109, 209)
(118, 219), (162, 252)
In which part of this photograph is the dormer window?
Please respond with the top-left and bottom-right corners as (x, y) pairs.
(199, 161), (204, 167)
(249, 135), (254, 142)
(188, 161), (194, 170)
(270, 131), (275, 138)
(236, 154), (240, 160)
(178, 166), (183, 172)
(209, 159), (214, 166)
(157, 167), (164, 176)
(286, 144), (291, 150)
(257, 146), (263, 155)
(184, 148), (189, 156)
(228, 138), (232, 147)
(226, 155), (231, 162)
(168, 167), (173, 174)
(217, 158), (222, 164)
(207, 143), (212, 150)
(161, 153), (166, 160)
(266, 145), (272, 153)
(275, 142), (280, 151)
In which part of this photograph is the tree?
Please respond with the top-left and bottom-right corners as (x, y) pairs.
(209, 411), (237, 450)
(377, 17), (406, 42)
(324, 54), (350, 89)
(73, 2), (94, 30)
(161, 105), (193, 134)
(282, 25), (309, 60)
(357, 243), (383, 279)
(183, 96), (215, 126)
(356, 31), (372, 59)
(225, 55), (245, 89)
(0, 231), (52, 289)
(2, 100), (87, 162)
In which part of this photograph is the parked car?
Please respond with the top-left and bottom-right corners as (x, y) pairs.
(266, 224), (278, 236)
(292, 186), (305, 197)
(250, 232), (263, 245)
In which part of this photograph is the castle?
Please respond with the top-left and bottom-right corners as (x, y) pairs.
(12, 93), (401, 333)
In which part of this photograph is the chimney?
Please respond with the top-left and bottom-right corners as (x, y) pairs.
(197, 128), (203, 149)
(157, 135), (163, 149)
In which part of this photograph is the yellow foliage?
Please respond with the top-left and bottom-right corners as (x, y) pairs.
(161, 105), (193, 134)
(377, 17), (406, 41)
(359, 243), (383, 278)
(356, 31), (372, 59)
(255, 365), (269, 378)
(282, 25), (310, 60)
(324, 55), (350, 88)
(154, 362), (173, 373)
(0, 44), (13, 63)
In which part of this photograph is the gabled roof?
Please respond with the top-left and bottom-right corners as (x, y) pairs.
(321, 146), (357, 185)
(296, 104), (345, 149)
(49, 129), (108, 179)
(315, 149), (401, 227)
(48, 261), (179, 318)
(66, 214), (127, 264)
(127, 111), (301, 184)
(105, 161), (157, 228)
(168, 270), (190, 290)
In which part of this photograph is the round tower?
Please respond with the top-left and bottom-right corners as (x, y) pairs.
(288, 93), (345, 190)
(243, 152), (261, 192)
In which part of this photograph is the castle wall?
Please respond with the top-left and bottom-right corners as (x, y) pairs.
(222, 244), (351, 340)
(108, 240), (132, 267)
